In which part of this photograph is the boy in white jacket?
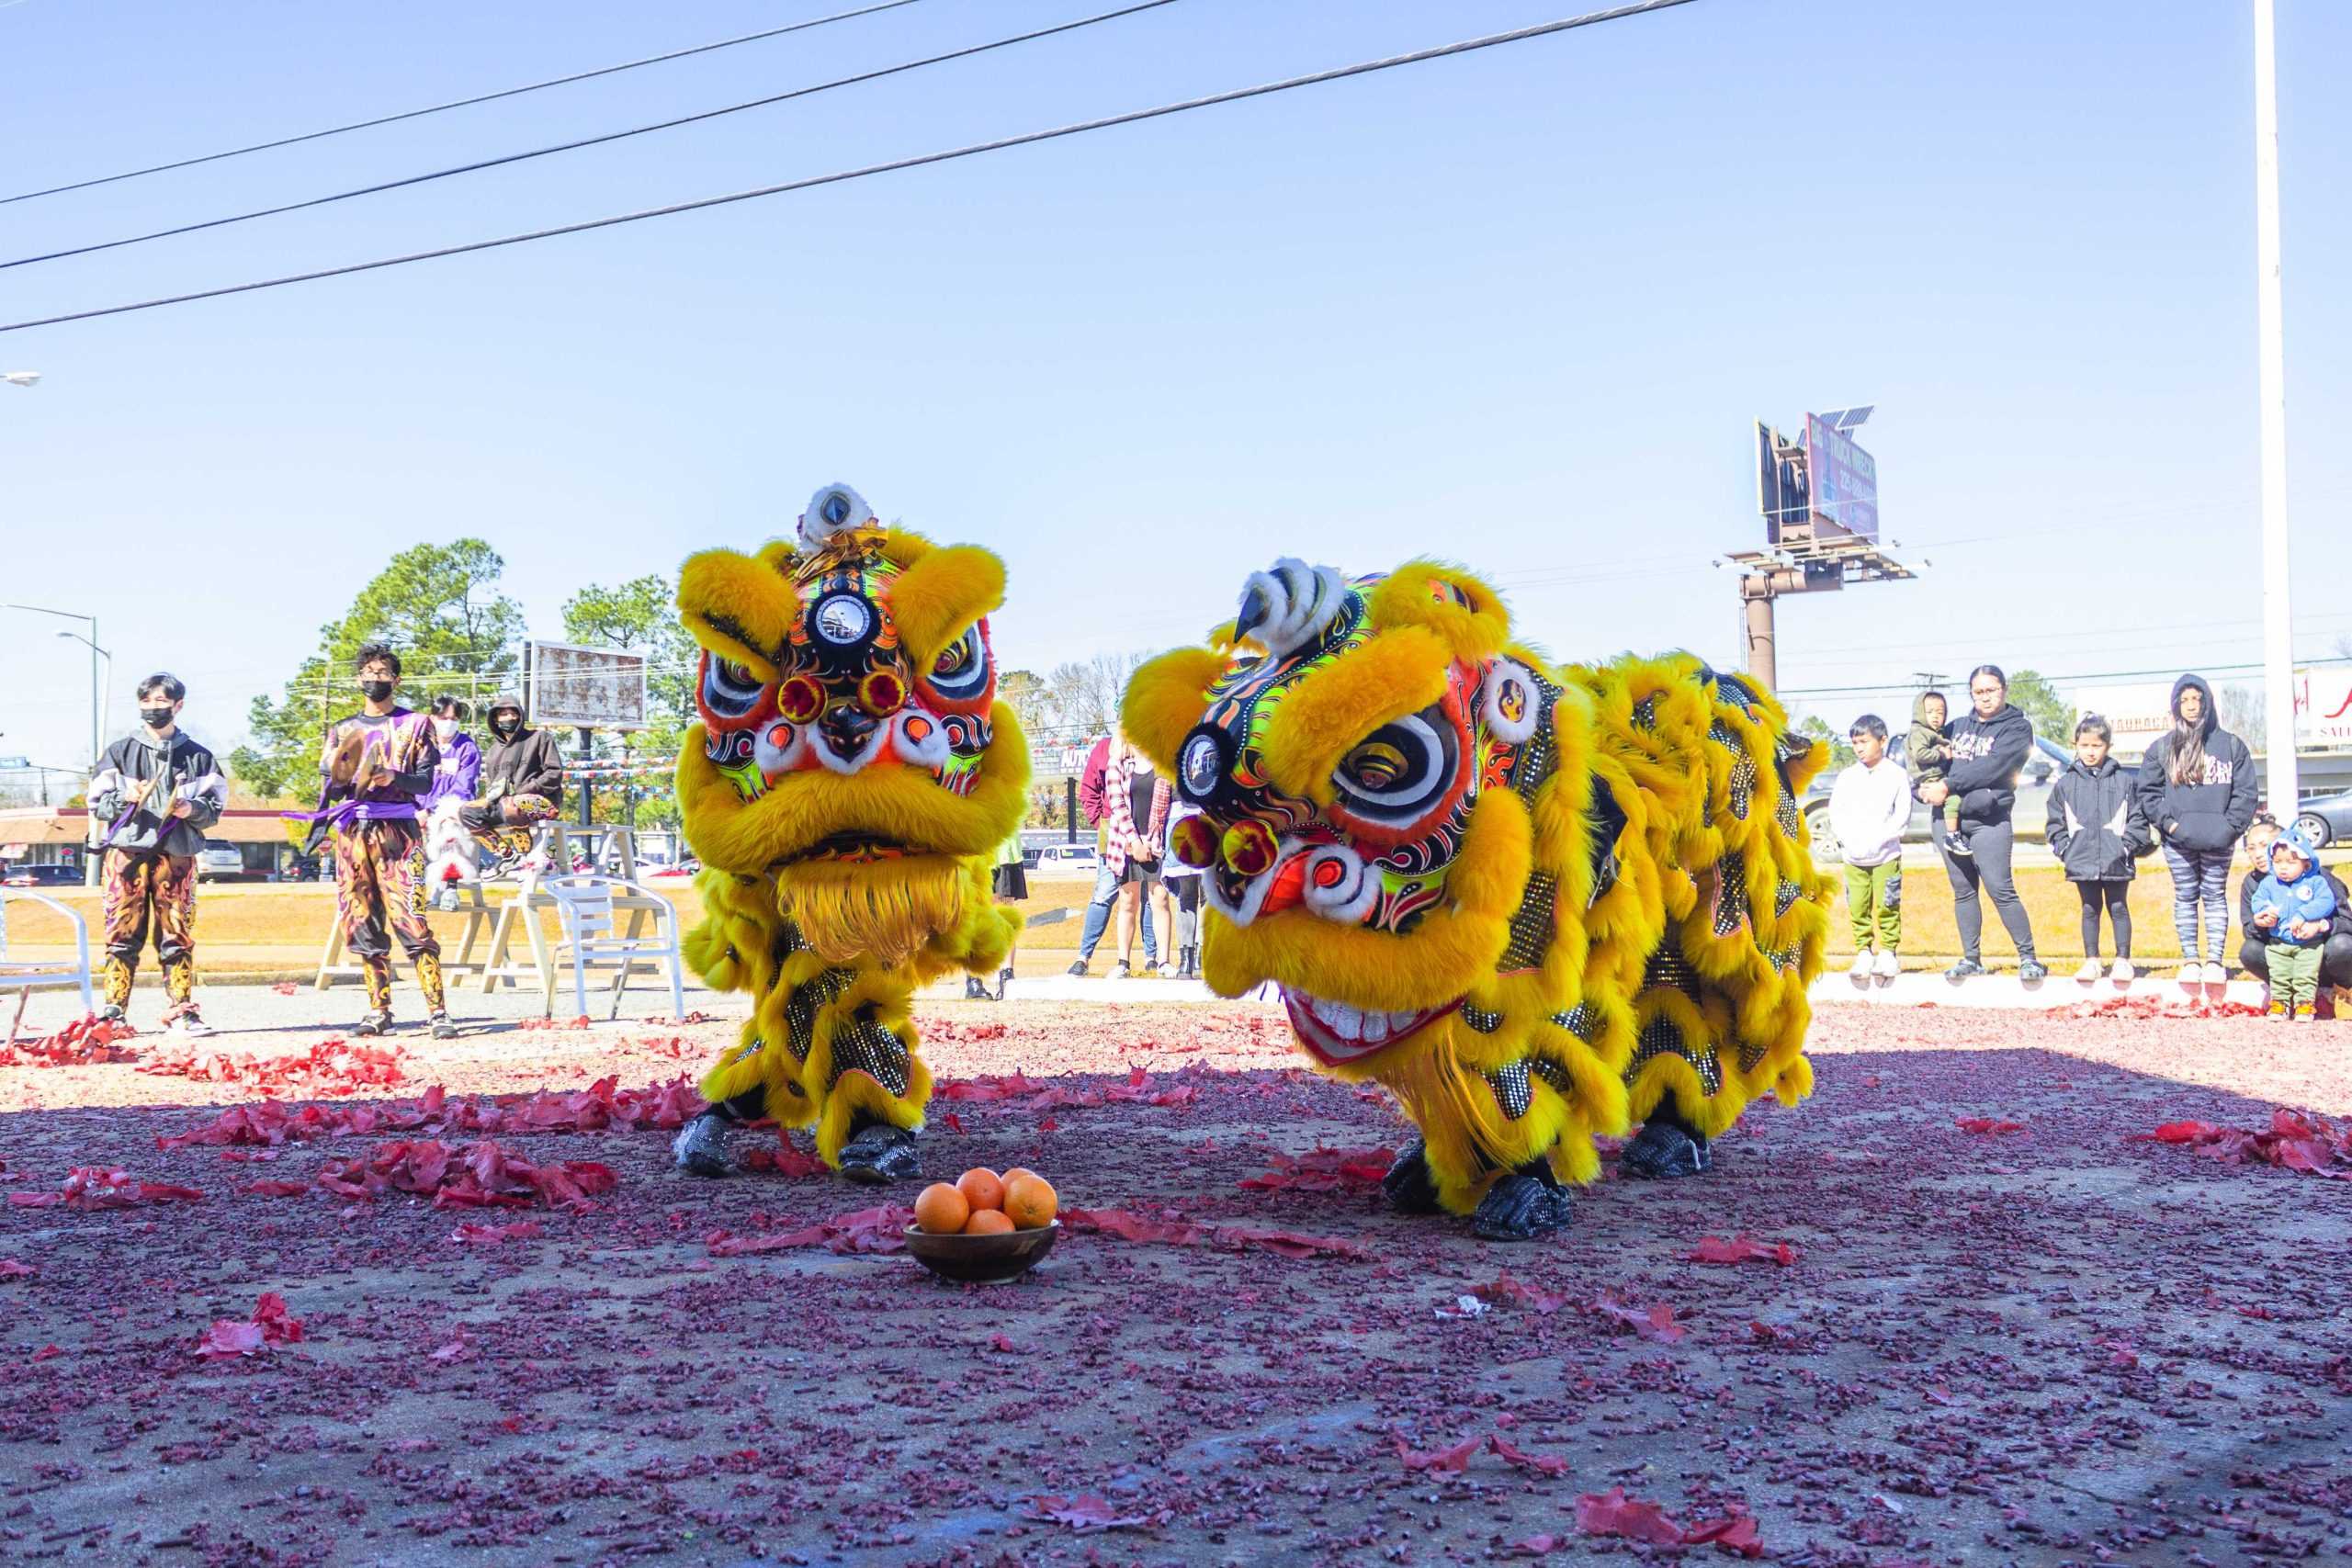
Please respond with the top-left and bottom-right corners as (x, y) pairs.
(1828, 715), (1913, 980)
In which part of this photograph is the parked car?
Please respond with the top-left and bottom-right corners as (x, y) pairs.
(2, 863), (82, 887)
(1803, 734), (2074, 865)
(2294, 788), (2352, 850)
(193, 839), (247, 881)
(1029, 842), (1102, 877)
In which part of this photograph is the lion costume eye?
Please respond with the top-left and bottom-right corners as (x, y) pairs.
(1331, 708), (1456, 826)
(924, 624), (991, 705)
(701, 653), (770, 721)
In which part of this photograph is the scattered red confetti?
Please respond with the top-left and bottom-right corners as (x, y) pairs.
(0, 1012), (138, 1067)
(1575, 1486), (1687, 1545)
(1023, 1494), (1149, 1531)
(9, 1167), (204, 1210)
(1955, 1116), (2029, 1134)
(270, 981), (300, 996)
(1394, 1431), (1483, 1472)
(1487, 1433), (1571, 1476)
(1688, 1234), (1802, 1267)
(158, 1075), (705, 1151)
(1239, 1145), (1396, 1191)
(288, 1138), (616, 1212)
(0, 1259), (35, 1278)
(447, 1220), (544, 1246)
(196, 1292), (303, 1359)
(1588, 1295), (1688, 1343)
(737, 1137), (830, 1177)
(1470, 1274), (1570, 1314)
(139, 1036), (406, 1096)
(2131, 1108), (2351, 1178)
(1063, 1206), (1371, 1260)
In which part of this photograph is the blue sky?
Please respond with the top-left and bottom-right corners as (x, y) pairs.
(2, 0), (2346, 774)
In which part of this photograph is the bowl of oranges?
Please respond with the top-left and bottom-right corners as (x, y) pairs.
(905, 1167), (1060, 1283)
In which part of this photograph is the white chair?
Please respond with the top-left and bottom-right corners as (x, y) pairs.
(1, 887), (95, 1041)
(541, 873), (685, 1021)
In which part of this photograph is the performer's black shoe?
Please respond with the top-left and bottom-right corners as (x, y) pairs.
(965, 976), (990, 999)
(355, 1010), (391, 1038)
(429, 1012), (458, 1039)
(1620, 1112), (1712, 1180)
(673, 1111), (733, 1178)
(96, 1004), (127, 1027)
(1472, 1165), (1573, 1242)
(838, 1118), (920, 1185)
(1380, 1141), (1444, 1215)
(995, 966), (1013, 1001)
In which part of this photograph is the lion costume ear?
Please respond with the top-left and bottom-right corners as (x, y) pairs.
(887, 536), (1005, 669)
(1365, 561), (1511, 664)
(1123, 647), (1230, 774)
(677, 547), (794, 679)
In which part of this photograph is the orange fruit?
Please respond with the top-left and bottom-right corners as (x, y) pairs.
(913, 1181), (971, 1235)
(962, 1208), (1015, 1235)
(1003, 1174), (1057, 1230)
(1001, 1167), (1041, 1188)
(956, 1168), (1006, 1213)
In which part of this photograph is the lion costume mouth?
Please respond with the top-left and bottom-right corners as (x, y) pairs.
(1280, 986), (1457, 1066)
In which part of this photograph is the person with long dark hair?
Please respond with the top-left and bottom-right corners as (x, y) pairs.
(1916, 664), (2044, 981)
(2134, 673), (2257, 986)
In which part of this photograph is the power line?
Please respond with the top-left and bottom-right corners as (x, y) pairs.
(0, 0), (1700, 337)
(0, 0), (930, 208)
(1, 0), (1183, 273)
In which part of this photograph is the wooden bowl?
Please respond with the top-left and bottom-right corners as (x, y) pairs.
(902, 1220), (1060, 1283)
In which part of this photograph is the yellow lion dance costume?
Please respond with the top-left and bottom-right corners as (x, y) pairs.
(1124, 559), (1832, 1238)
(669, 484), (1028, 1183)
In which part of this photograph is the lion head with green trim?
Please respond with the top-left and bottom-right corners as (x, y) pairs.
(1123, 558), (1557, 1068)
(675, 484), (1029, 969)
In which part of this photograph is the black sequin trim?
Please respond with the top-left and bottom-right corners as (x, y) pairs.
(828, 1009), (911, 1096)
(1461, 1002), (1505, 1033)
(1551, 1001), (1598, 1041)
(1641, 935), (1704, 1003)
(1632, 1012), (1723, 1097)
(1713, 852), (1750, 937)
(1774, 877), (1804, 918)
(1498, 873), (1557, 973)
(1486, 1060), (1532, 1120)
(1630, 693), (1658, 730)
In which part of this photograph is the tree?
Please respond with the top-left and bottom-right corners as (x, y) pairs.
(1798, 715), (1856, 770)
(561, 574), (696, 832)
(2217, 683), (2267, 752)
(1041, 652), (1150, 742)
(231, 541), (525, 798)
(2004, 669), (2074, 747)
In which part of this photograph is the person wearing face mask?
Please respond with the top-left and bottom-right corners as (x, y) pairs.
(316, 642), (452, 1038)
(85, 672), (228, 1035)
(421, 696), (481, 810)
(461, 693), (566, 862)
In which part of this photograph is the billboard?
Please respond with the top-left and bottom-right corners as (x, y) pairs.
(2071, 683), (2177, 761)
(1756, 423), (1808, 545)
(2294, 667), (2352, 751)
(526, 642), (649, 731)
(1804, 414), (1880, 541)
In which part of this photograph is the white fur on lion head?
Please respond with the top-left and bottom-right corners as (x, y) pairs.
(1234, 558), (1348, 657)
(797, 483), (875, 549)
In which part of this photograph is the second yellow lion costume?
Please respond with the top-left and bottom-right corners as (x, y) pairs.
(669, 485), (1028, 1182)
(1124, 558), (1831, 1238)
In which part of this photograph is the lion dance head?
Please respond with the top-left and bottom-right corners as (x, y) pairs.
(1124, 558), (1828, 1228)
(673, 484), (1028, 1168)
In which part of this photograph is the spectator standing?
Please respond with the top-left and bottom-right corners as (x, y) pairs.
(85, 672), (228, 1035)
(1917, 664), (2045, 981)
(2249, 825), (2337, 1021)
(1161, 800), (1206, 979)
(1827, 714), (1910, 981)
(1102, 736), (1172, 978)
(422, 696), (481, 810)
(2236, 815), (2352, 1012)
(2044, 716), (2150, 983)
(463, 693), (565, 863)
(2134, 673), (2258, 986)
(1066, 731), (1156, 976)
(971, 826), (1027, 1000)
(1905, 691), (1964, 855)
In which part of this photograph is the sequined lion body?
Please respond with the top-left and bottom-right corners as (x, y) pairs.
(673, 486), (1028, 1169)
(1124, 558), (1832, 1216)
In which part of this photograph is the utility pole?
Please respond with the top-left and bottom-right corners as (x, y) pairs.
(2254, 0), (2298, 815)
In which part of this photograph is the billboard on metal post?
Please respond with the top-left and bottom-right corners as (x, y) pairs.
(1804, 414), (1880, 542)
(1757, 422), (1808, 545)
(526, 642), (649, 731)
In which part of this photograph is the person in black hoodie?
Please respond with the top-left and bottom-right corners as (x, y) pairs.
(1916, 664), (2044, 981)
(2133, 673), (2258, 986)
(460, 692), (566, 862)
(85, 672), (228, 1034)
(2043, 716), (2151, 983)
(2235, 815), (2352, 1009)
